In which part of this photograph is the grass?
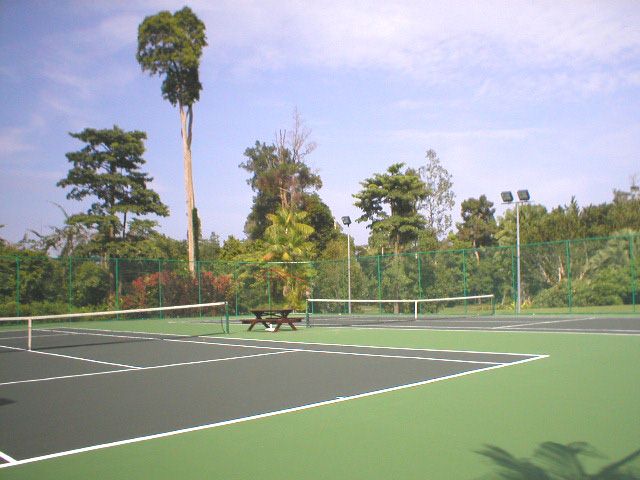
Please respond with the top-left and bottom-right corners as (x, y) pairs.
(1, 323), (639, 479)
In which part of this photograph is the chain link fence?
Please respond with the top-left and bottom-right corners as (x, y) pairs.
(1, 234), (637, 317)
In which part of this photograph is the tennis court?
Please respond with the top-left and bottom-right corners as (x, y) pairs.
(303, 296), (640, 334)
(0, 303), (638, 479)
(0, 318), (545, 464)
(307, 313), (640, 334)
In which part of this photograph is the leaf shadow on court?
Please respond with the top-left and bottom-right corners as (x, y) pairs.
(476, 442), (640, 479)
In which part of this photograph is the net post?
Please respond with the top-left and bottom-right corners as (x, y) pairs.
(305, 300), (310, 328)
(414, 300), (418, 320)
(28, 317), (32, 351)
(492, 295), (496, 315)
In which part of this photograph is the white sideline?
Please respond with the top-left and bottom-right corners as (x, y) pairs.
(0, 450), (16, 464)
(492, 316), (596, 329)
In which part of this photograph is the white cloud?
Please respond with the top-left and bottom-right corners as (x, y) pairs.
(186, 1), (640, 88)
(0, 114), (50, 158)
(389, 127), (545, 143)
(0, 127), (35, 156)
(51, 1), (640, 98)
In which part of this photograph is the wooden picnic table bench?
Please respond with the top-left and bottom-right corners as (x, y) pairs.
(243, 308), (300, 331)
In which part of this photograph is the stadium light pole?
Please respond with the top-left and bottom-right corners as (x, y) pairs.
(341, 216), (352, 314)
(501, 190), (530, 315)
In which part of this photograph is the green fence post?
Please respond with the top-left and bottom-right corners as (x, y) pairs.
(224, 301), (230, 334)
(630, 235), (636, 313)
(267, 267), (272, 310)
(234, 265), (239, 317)
(462, 250), (468, 314)
(305, 300), (310, 328)
(197, 261), (202, 317)
(158, 259), (163, 317)
(376, 255), (383, 314)
(417, 254), (423, 297)
(67, 257), (73, 313)
(15, 256), (20, 317)
(115, 257), (120, 312)
(510, 246), (516, 312)
(566, 240), (572, 313)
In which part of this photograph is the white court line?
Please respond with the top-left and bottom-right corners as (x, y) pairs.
(0, 354), (547, 469)
(338, 324), (640, 336)
(422, 320), (512, 325)
(492, 317), (597, 329)
(163, 338), (507, 364)
(0, 344), (141, 369)
(283, 348), (503, 365)
(0, 350), (294, 387)
(221, 335), (543, 357)
(35, 326), (544, 358)
(507, 326), (640, 334)
(0, 450), (16, 464)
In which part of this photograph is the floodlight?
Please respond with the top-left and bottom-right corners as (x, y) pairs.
(500, 187), (532, 316)
(341, 216), (351, 226)
(501, 191), (514, 203)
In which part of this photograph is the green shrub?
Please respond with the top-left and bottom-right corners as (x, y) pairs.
(73, 262), (110, 306)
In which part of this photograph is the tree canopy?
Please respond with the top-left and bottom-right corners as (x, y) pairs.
(354, 162), (428, 254)
(136, 6), (207, 108)
(240, 111), (324, 245)
(457, 195), (497, 249)
(57, 126), (168, 257)
(419, 149), (455, 239)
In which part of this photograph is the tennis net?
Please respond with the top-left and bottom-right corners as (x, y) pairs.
(0, 301), (229, 351)
(305, 295), (495, 327)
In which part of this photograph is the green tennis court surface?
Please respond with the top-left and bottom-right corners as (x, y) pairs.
(1, 317), (639, 479)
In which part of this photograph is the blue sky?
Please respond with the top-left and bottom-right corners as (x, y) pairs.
(1, 0), (639, 247)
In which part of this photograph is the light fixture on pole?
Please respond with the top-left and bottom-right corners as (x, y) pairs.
(501, 189), (530, 315)
(341, 216), (352, 314)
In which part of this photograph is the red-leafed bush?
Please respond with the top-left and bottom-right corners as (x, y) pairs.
(121, 270), (232, 309)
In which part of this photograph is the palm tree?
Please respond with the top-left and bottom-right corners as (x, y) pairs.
(262, 208), (315, 308)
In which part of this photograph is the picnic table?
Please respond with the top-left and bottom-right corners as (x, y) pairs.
(243, 308), (301, 332)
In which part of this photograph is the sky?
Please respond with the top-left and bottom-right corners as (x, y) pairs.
(1, 0), (639, 247)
